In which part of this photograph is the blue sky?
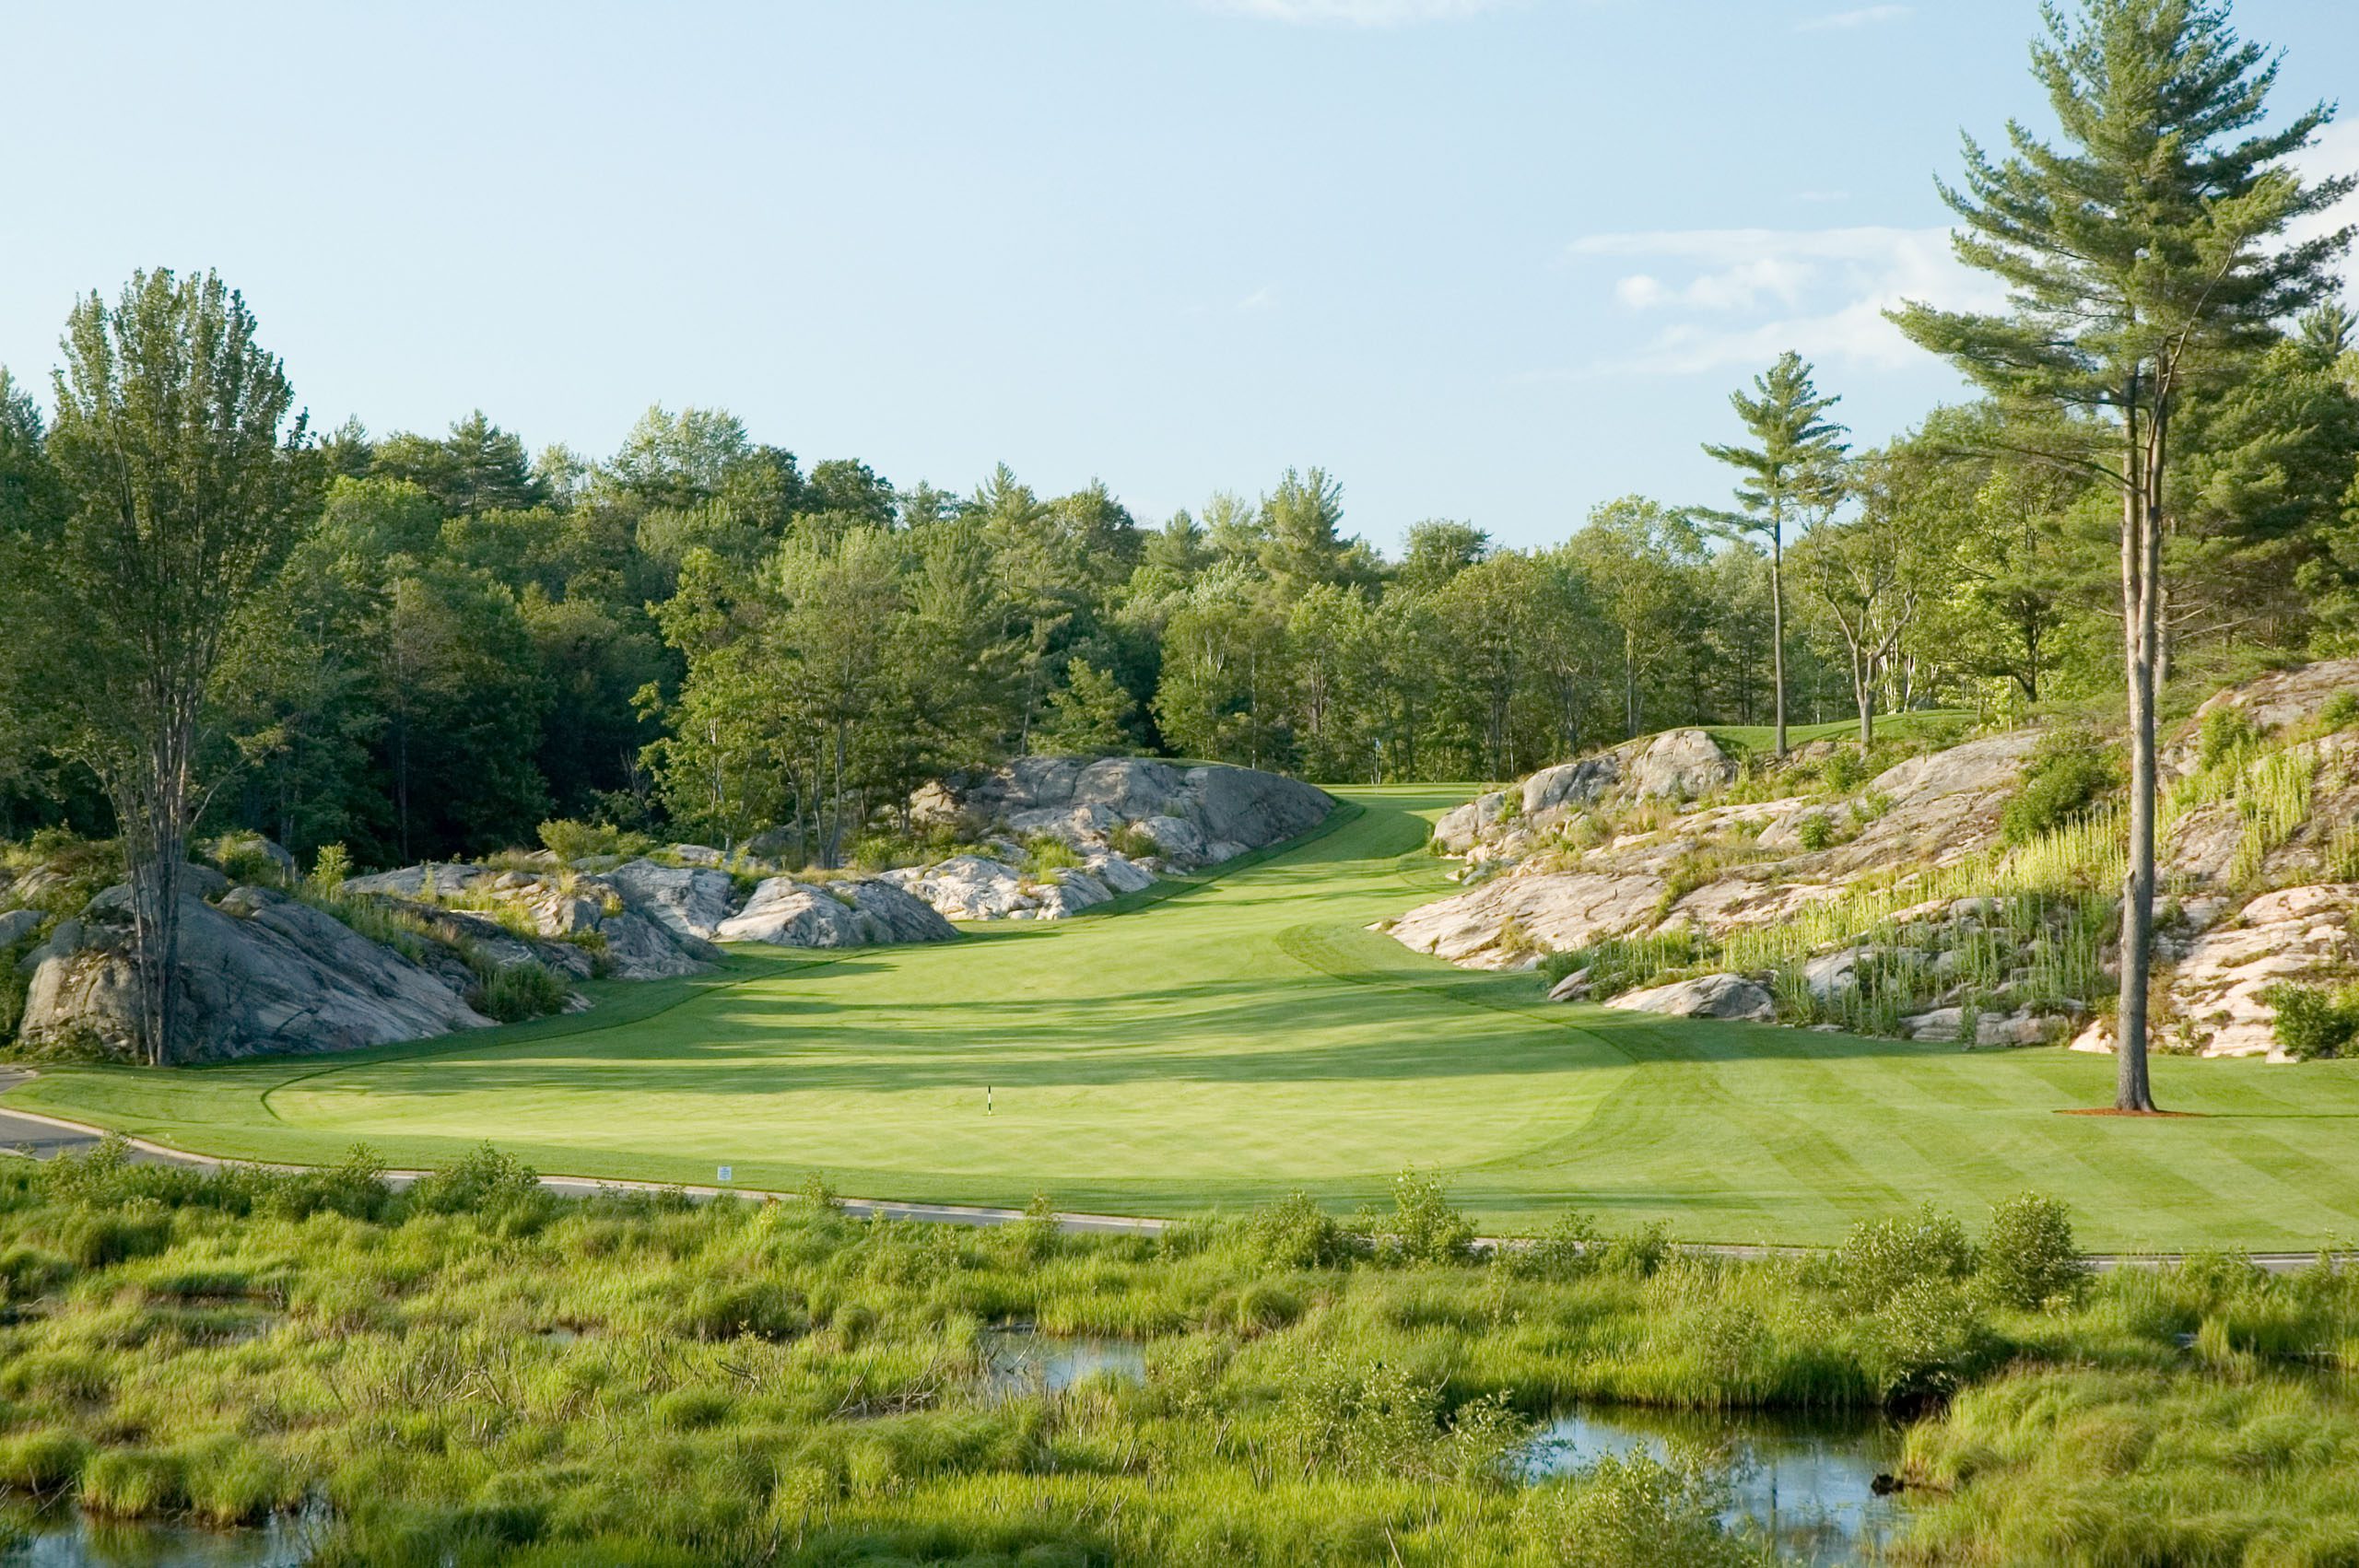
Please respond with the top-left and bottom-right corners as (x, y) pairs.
(6, 0), (2356, 553)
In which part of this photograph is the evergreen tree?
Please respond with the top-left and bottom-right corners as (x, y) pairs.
(1702, 353), (1850, 757)
(1892, 0), (2353, 1111)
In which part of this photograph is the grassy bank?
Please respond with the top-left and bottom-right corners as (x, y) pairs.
(2, 1147), (2356, 1565)
(11, 785), (2359, 1248)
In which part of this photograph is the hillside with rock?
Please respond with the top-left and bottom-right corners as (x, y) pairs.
(0, 756), (1330, 1065)
(1389, 661), (2359, 1062)
(883, 756), (1332, 923)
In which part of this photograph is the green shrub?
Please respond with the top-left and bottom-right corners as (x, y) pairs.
(1374, 1167), (1476, 1265)
(1822, 747), (1870, 792)
(261, 1143), (393, 1223)
(1024, 835), (1084, 872)
(1977, 1191), (2086, 1309)
(1796, 812), (1837, 851)
(1242, 1190), (1360, 1270)
(205, 835), (286, 886)
(2320, 691), (2359, 731)
(473, 961), (569, 1024)
(2001, 736), (2121, 846)
(1514, 1211), (1602, 1280)
(1519, 1448), (1749, 1568)
(307, 841), (352, 897)
(2199, 707), (2263, 770)
(2267, 983), (2359, 1061)
(1855, 1278), (1991, 1402)
(538, 819), (653, 863)
(407, 1142), (545, 1216)
(1597, 1221), (1671, 1279)
(1834, 1202), (1976, 1306)
(1108, 823), (1161, 861)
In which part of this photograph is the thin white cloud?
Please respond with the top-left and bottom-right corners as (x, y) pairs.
(1796, 5), (1910, 31)
(1557, 225), (2003, 376)
(1199, 0), (1514, 24)
(1238, 286), (1278, 312)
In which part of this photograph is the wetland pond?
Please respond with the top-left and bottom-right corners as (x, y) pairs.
(5, 1335), (1908, 1566)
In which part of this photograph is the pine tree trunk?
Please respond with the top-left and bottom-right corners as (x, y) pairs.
(1770, 532), (1789, 758)
(2114, 391), (2162, 1114)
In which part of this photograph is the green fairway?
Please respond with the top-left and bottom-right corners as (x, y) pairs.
(10, 784), (2359, 1248)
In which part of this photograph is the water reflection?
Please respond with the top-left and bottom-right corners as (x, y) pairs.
(1526, 1404), (1908, 1565)
(980, 1328), (1150, 1398)
(2, 1503), (323, 1567)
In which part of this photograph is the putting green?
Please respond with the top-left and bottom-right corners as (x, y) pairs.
(11, 786), (2359, 1247)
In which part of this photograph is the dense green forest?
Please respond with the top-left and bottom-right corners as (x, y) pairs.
(4, 310), (2355, 872)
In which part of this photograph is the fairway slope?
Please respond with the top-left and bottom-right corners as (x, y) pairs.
(11, 785), (2359, 1248)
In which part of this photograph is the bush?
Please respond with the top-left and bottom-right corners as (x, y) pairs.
(1855, 1278), (1991, 1402)
(205, 834), (287, 886)
(1373, 1167), (1476, 1265)
(1597, 1220), (1671, 1279)
(1108, 823), (1161, 861)
(538, 819), (654, 863)
(1796, 813), (1836, 852)
(1520, 1448), (1750, 1568)
(1242, 1190), (1360, 1270)
(1822, 747), (1870, 792)
(474, 961), (569, 1024)
(261, 1143), (394, 1223)
(1514, 1210), (1603, 1280)
(1835, 1202), (1976, 1306)
(2199, 707), (2263, 770)
(2001, 736), (2120, 846)
(2321, 691), (2359, 732)
(2267, 983), (2359, 1061)
(407, 1142), (545, 1216)
(307, 842), (352, 897)
(1977, 1191), (2086, 1309)
(1024, 835), (1084, 872)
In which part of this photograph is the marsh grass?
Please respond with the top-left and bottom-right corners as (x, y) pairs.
(5, 1145), (2357, 1563)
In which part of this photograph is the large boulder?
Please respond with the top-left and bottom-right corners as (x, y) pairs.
(602, 860), (738, 942)
(933, 755), (1328, 867)
(1603, 974), (1776, 1024)
(19, 885), (489, 1062)
(1388, 871), (1667, 968)
(716, 878), (957, 947)
(0, 908), (46, 949)
(1627, 730), (1736, 801)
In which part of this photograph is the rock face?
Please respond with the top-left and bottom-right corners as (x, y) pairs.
(602, 860), (739, 942)
(2071, 884), (2359, 1061)
(342, 861), (716, 980)
(19, 885), (490, 1062)
(1390, 872), (1667, 969)
(1397, 661), (2359, 1059)
(892, 755), (1329, 922)
(716, 878), (957, 948)
(1605, 974), (1776, 1024)
(877, 850), (1154, 924)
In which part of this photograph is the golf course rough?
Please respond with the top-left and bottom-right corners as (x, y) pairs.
(10, 785), (2359, 1250)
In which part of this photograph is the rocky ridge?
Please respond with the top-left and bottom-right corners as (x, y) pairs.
(1392, 663), (2359, 1062)
(3, 756), (1330, 1064)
